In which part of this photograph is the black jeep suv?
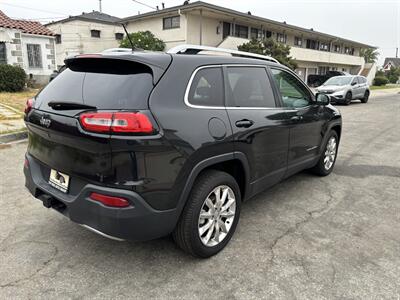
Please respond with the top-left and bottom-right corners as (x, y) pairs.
(24, 46), (341, 258)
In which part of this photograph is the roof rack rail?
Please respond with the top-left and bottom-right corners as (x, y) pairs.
(167, 44), (279, 64)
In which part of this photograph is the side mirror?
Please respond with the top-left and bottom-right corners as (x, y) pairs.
(351, 81), (357, 86)
(316, 93), (330, 105)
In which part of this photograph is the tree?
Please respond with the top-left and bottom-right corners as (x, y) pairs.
(120, 31), (165, 51)
(386, 66), (400, 83)
(360, 48), (379, 63)
(238, 38), (298, 70)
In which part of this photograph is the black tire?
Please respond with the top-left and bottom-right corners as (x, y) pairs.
(361, 90), (370, 103)
(344, 91), (352, 105)
(310, 131), (339, 176)
(173, 170), (241, 258)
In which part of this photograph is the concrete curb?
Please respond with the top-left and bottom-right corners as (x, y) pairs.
(0, 130), (27, 144)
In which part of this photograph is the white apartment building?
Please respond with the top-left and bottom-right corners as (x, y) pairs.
(123, 1), (376, 84)
(46, 11), (124, 67)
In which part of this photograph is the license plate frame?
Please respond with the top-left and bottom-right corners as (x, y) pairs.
(49, 169), (70, 193)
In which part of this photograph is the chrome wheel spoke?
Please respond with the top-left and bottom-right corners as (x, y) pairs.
(203, 222), (215, 244)
(199, 220), (213, 236)
(221, 198), (235, 212)
(199, 210), (212, 220)
(205, 198), (215, 213)
(218, 219), (228, 233)
(220, 211), (235, 218)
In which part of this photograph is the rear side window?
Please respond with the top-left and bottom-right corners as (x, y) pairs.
(226, 67), (276, 108)
(36, 59), (154, 110)
(188, 67), (224, 107)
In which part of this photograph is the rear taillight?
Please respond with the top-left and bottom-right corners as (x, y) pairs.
(89, 192), (130, 208)
(79, 112), (154, 134)
(24, 98), (35, 115)
(79, 112), (113, 133)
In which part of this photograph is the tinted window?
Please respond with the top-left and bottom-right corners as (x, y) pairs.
(226, 67), (276, 108)
(188, 68), (224, 107)
(271, 68), (312, 108)
(36, 61), (154, 110)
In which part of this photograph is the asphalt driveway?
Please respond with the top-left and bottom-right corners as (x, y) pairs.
(0, 93), (399, 299)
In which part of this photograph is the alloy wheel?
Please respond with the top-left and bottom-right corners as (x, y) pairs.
(198, 185), (236, 247)
(324, 136), (337, 170)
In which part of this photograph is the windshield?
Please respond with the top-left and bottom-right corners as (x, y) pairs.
(323, 76), (352, 86)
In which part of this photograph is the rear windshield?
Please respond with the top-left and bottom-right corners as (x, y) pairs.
(36, 59), (154, 110)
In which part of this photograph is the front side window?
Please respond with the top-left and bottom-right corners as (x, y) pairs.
(0, 42), (6, 64)
(188, 67), (224, 107)
(271, 68), (312, 108)
(27, 44), (42, 68)
(163, 16), (180, 29)
(226, 67), (276, 108)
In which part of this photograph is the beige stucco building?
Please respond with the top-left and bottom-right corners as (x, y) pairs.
(123, 1), (376, 84)
(46, 11), (124, 67)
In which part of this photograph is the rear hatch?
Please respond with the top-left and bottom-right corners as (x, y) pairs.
(26, 53), (171, 188)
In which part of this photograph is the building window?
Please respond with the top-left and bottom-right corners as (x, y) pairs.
(264, 30), (272, 38)
(306, 39), (319, 50)
(276, 33), (287, 43)
(0, 42), (6, 64)
(27, 44), (42, 68)
(319, 42), (330, 51)
(344, 47), (350, 54)
(163, 16), (180, 29)
(250, 28), (259, 40)
(333, 45), (341, 53)
(115, 33), (124, 40)
(234, 24), (249, 39)
(55, 34), (62, 44)
(318, 66), (329, 75)
(294, 36), (302, 47)
(91, 30), (101, 38)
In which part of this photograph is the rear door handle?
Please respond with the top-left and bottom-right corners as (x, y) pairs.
(235, 119), (254, 128)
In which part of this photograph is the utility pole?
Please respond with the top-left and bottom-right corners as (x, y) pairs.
(396, 47), (398, 58)
(99, 0), (102, 12)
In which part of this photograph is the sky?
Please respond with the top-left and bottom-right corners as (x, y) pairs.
(0, 0), (399, 65)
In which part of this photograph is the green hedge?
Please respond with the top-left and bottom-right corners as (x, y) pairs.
(0, 64), (26, 92)
(373, 76), (389, 86)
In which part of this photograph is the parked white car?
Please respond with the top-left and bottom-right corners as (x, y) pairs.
(316, 75), (370, 105)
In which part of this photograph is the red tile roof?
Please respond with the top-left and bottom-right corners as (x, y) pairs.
(0, 10), (55, 36)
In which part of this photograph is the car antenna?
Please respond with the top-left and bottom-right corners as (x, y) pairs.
(121, 23), (135, 52)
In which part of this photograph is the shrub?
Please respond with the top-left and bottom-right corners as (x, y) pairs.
(373, 76), (389, 86)
(120, 31), (165, 51)
(0, 64), (26, 92)
(238, 38), (297, 70)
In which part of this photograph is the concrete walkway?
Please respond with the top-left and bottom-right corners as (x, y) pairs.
(0, 104), (25, 134)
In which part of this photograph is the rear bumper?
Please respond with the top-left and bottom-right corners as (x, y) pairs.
(24, 154), (178, 241)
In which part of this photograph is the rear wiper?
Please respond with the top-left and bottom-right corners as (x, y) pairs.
(48, 101), (97, 110)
